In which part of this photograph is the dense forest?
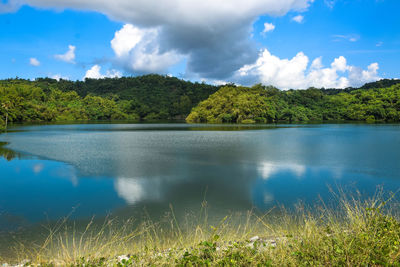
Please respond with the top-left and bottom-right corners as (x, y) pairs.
(30, 75), (218, 119)
(186, 83), (400, 123)
(0, 75), (399, 129)
(0, 75), (219, 129)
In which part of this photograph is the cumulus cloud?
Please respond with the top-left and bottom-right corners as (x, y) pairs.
(237, 49), (309, 89)
(29, 57), (40, 66)
(7, 0), (314, 79)
(111, 24), (182, 74)
(348, 63), (380, 86)
(84, 64), (122, 79)
(331, 56), (348, 72)
(236, 49), (380, 89)
(292, 15), (304, 23)
(262, 22), (275, 34)
(54, 45), (76, 63)
(111, 24), (144, 58)
(310, 57), (323, 70)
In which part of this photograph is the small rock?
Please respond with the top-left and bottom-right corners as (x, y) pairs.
(50, 259), (65, 266)
(267, 239), (277, 247)
(13, 259), (30, 267)
(249, 236), (259, 242)
(117, 255), (130, 262)
(246, 242), (255, 248)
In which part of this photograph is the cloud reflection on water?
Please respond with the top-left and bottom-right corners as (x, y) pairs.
(254, 161), (307, 207)
(1, 124), (400, 227)
(33, 163), (44, 174)
(114, 177), (162, 205)
(258, 161), (306, 180)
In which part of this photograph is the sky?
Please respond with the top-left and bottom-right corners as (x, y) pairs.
(0, 0), (399, 89)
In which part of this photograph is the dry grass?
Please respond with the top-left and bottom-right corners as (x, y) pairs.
(1, 189), (400, 266)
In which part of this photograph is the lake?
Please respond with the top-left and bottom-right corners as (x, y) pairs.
(1, 123), (400, 232)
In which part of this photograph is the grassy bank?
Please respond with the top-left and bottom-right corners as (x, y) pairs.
(1, 191), (400, 266)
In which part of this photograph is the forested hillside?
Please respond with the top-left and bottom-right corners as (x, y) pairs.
(0, 75), (219, 129)
(30, 75), (219, 120)
(0, 81), (137, 129)
(186, 83), (400, 123)
(1, 75), (399, 129)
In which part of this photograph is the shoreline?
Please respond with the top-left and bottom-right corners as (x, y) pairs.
(1, 193), (400, 266)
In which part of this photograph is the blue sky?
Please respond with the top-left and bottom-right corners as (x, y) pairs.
(0, 0), (399, 89)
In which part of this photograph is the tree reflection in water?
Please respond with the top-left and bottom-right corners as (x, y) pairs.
(0, 142), (19, 161)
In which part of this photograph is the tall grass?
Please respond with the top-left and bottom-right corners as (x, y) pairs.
(1, 189), (400, 266)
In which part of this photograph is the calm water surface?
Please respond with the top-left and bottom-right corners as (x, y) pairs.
(1, 123), (400, 231)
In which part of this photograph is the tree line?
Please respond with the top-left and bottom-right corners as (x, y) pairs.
(1, 75), (399, 129)
(0, 75), (219, 129)
(186, 82), (400, 123)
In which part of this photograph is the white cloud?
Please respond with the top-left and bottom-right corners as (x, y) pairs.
(236, 49), (380, 89)
(348, 63), (380, 86)
(16, 0), (314, 22)
(292, 15), (304, 23)
(331, 56), (348, 72)
(51, 74), (69, 81)
(29, 57), (40, 66)
(111, 24), (144, 58)
(9, 0), (314, 79)
(237, 49), (309, 89)
(54, 45), (76, 63)
(262, 22), (275, 34)
(84, 65), (102, 79)
(310, 57), (323, 69)
(111, 24), (183, 74)
(84, 64), (122, 79)
(376, 41), (383, 47)
(325, 0), (336, 8)
(333, 34), (360, 42)
(364, 63), (379, 80)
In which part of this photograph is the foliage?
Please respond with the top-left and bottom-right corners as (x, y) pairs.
(0, 75), (220, 127)
(187, 84), (400, 123)
(31, 74), (219, 120)
(186, 85), (277, 123)
(360, 78), (400, 90)
(1, 76), (399, 126)
(0, 81), (137, 125)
